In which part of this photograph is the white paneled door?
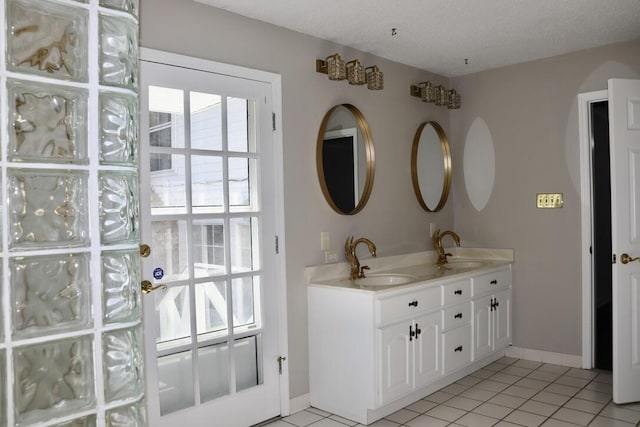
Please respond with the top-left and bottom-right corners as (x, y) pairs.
(139, 55), (285, 426)
(609, 78), (640, 404)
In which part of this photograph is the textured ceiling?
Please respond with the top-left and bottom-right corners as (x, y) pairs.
(195, 0), (640, 77)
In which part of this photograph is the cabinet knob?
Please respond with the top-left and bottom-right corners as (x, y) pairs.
(454, 346), (463, 352)
(409, 325), (415, 341)
(490, 279), (498, 285)
(408, 300), (418, 307)
(454, 313), (463, 319)
(454, 289), (462, 295)
(415, 323), (421, 337)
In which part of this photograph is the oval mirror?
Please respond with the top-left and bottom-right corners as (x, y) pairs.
(411, 121), (452, 212)
(317, 104), (375, 215)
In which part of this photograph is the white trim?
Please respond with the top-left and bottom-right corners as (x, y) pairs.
(505, 346), (583, 368)
(139, 48), (290, 417)
(288, 394), (311, 414)
(577, 90), (608, 369)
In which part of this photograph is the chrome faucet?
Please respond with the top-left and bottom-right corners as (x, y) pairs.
(345, 236), (377, 280)
(432, 229), (461, 265)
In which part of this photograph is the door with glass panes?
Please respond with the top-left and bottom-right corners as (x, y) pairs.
(139, 58), (283, 426)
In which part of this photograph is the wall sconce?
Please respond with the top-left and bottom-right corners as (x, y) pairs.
(410, 82), (461, 109)
(346, 59), (366, 85)
(316, 54), (383, 90)
(365, 66), (383, 90)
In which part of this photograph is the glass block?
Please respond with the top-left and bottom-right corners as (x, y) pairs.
(99, 92), (138, 165)
(99, 14), (138, 89)
(158, 351), (194, 415)
(7, 0), (88, 81)
(103, 325), (144, 402)
(11, 253), (91, 338)
(14, 337), (95, 424)
(8, 79), (88, 164)
(106, 399), (146, 427)
(199, 343), (229, 403)
(100, 0), (139, 17)
(99, 172), (139, 245)
(58, 415), (97, 427)
(8, 169), (89, 250)
(102, 249), (141, 324)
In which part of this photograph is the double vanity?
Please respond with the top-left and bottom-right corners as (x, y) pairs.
(306, 247), (513, 425)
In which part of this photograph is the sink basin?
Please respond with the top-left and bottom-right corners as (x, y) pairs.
(441, 260), (485, 270)
(353, 273), (417, 286)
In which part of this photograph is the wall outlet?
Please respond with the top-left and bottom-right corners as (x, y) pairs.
(325, 250), (339, 263)
(320, 231), (331, 251)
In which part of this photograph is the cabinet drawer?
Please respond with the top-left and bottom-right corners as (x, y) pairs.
(472, 268), (511, 296)
(442, 324), (472, 375)
(377, 286), (441, 325)
(442, 302), (471, 331)
(441, 279), (471, 306)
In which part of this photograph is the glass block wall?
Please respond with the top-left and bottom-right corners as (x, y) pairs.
(0, 0), (143, 425)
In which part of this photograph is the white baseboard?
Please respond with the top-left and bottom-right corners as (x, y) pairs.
(505, 346), (582, 368)
(288, 393), (310, 415)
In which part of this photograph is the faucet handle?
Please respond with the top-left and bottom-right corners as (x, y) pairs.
(359, 265), (370, 278)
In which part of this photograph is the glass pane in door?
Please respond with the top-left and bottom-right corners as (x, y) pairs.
(158, 351), (195, 415)
(190, 92), (222, 151)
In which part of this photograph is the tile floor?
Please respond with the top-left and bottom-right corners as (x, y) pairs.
(266, 357), (640, 427)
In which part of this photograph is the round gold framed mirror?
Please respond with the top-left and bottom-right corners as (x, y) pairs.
(317, 104), (375, 215)
(411, 121), (452, 212)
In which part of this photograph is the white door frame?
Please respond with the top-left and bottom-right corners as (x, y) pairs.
(139, 48), (290, 416)
(578, 89), (608, 369)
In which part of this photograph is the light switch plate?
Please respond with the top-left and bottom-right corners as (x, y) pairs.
(320, 231), (330, 251)
(537, 193), (564, 208)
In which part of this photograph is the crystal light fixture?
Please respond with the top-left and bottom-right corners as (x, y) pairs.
(410, 82), (462, 109)
(435, 85), (447, 106)
(365, 65), (383, 90)
(447, 89), (461, 109)
(346, 59), (366, 85)
(419, 81), (436, 103)
(316, 53), (346, 80)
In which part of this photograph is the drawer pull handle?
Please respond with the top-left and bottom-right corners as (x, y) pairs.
(408, 300), (418, 307)
(490, 279), (498, 285)
(454, 346), (463, 352)
(454, 313), (463, 319)
(454, 289), (462, 295)
(409, 325), (415, 341)
(415, 323), (422, 337)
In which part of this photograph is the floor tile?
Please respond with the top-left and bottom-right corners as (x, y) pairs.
(459, 387), (497, 402)
(476, 380), (510, 393)
(308, 419), (349, 427)
(531, 391), (572, 406)
(501, 366), (535, 377)
(583, 381), (612, 394)
(551, 408), (595, 425)
(539, 419), (580, 427)
(554, 375), (591, 388)
(444, 396), (483, 411)
(426, 404), (466, 422)
(404, 415), (448, 427)
(367, 419), (400, 427)
(610, 401), (640, 412)
(328, 414), (357, 426)
(593, 372), (612, 384)
(488, 393), (527, 409)
(504, 410), (547, 427)
(455, 412), (500, 427)
(282, 410), (325, 426)
(424, 390), (455, 404)
(485, 361), (508, 372)
(516, 378), (551, 391)
(587, 416), (635, 426)
(497, 356), (519, 365)
(543, 383), (580, 397)
(502, 385), (539, 399)
(263, 420), (294, 427)
(456, 375), (483, 387)
(384, 408), (419, 424)
(513, 360), (544, 370)
(490, 372), (522, 384)
(471, 369), (498, 379)
(493, 422), (522, 427)
(307, 407), (332, 417)
(599, 404), (640, 424)
(441, 382), (470, 395)
(537, 364), (570, 375)
(565, 368), (599, 380)
(405, 399), (437, 414)
(573, 389), (611, 403)
(473, 402), (514, 419)
(563, 397), (607, 414)
(518, 400), (560, 417)
(527, 370), (561, 382)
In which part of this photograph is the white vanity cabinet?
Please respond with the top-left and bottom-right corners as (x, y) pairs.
(308, 264), (512, 425)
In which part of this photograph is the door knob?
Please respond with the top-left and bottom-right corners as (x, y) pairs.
(141, 280), (167, 294)
(620, 253), (640, 264)
(140, 244), (151, 258)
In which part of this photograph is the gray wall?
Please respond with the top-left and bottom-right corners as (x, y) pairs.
(450, 40), (640, 356)
(140, 0), (453, 399)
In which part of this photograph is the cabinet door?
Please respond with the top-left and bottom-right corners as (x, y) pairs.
(473, 295), (493, 360)
(493, 289), (511, 350)
(379, 322), (413, 404)
(413, 312), (442, 388)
